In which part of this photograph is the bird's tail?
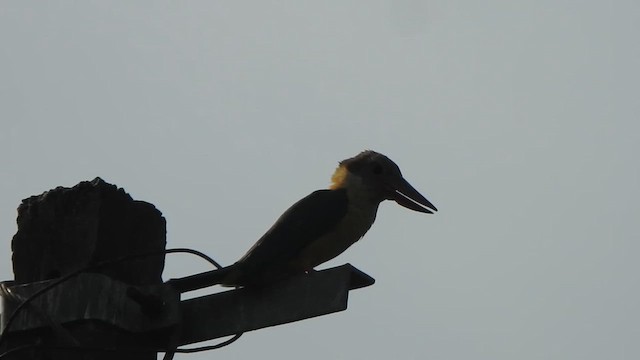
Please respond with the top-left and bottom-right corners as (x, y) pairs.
(167, 263), (241, 292)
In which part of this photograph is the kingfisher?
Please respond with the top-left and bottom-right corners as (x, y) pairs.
(213, 150), (437, 287)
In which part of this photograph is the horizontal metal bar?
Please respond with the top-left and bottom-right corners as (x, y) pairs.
(178, 264), (373, 344)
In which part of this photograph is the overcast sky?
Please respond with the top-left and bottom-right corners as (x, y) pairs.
(1, 2), (639, 360)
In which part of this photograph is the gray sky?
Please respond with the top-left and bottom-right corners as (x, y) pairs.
(1, 2), (639, 359)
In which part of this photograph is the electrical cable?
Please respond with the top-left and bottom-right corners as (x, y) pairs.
(0, 333), (244, 359)
(0, 343), (40, 359)
(172, 333), (243, 352)
(0, 284), (80, 348)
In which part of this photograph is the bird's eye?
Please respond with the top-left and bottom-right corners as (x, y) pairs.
(372, 163), (383, 175)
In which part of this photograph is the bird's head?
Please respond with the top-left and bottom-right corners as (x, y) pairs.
(330, 150), (437, 213)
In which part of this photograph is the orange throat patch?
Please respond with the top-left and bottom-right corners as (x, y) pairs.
(329, 165), (349, 189)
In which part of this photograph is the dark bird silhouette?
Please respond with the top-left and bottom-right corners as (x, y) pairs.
(170, 150), (436, 290)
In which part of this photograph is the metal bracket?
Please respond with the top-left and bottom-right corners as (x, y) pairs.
(0, 273), (180, 334)
(1, 264), (374, 347)
(178, 263), (375, 344)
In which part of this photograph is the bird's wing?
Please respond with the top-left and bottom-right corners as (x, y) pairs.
(233, 189), (348, 282)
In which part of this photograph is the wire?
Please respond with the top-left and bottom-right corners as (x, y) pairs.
(0, 333), (244, 359)
(172, 333), (243, 352)
(0, 248), (242, 353)
(167, 247), (223, 270)
(0, 343), (40, 359)
(161, 248), (226, 360)
(0, 284), (80, 347)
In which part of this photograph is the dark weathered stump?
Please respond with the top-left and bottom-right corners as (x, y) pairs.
(5, 177), (167, 360)
(11, 177), (166, 285)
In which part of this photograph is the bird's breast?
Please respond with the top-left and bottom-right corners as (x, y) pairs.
(291, 200), (379, 270)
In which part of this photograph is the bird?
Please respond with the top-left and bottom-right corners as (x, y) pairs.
(168, 150), (437, 291)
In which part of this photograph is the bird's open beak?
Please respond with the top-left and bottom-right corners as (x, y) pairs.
(387, 178), (437, 214)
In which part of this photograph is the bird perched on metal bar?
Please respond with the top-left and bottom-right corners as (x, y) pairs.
(217, 150), (437, 287)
